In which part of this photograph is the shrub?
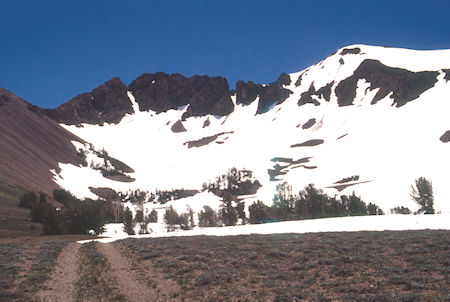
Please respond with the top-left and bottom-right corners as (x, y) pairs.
(135, 210), (144, 223)
(342, 192), (367, 216)
(198, 206), (220, 228)
(64, 199), (105, 234)
(367, 203), (384, 215)
(220, 200), (237, 226)
(390, 206), (412, 215)
(164, 206), (180, 232)
(42, 207), (66, 235)
(19, 192), (38, 208)
(149, 209), (158, 223)
(236, 201), (246, 224)
(249, 201), (270, 224)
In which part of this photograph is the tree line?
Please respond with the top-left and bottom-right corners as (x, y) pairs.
(19, 189), (110, 235)
(162, 177), (435, 231)
(20, 176), (435, 235)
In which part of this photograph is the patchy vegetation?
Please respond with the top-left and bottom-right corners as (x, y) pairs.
(90, 147), (135, 182)
(75, 242), (126, 302)
(19, 189), (107, 235)
(0, 240), (67, 301)
(117, 230), (449, 301)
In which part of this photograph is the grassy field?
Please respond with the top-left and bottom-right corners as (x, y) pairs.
(0, 230), (448, 301)
(75, 242), (126, 302)
(0, 240), (68, 301)
(116, 230), (449, 301)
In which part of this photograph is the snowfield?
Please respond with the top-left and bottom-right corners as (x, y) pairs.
(79, 213), (450, 244)
(52, 44), (450, 228)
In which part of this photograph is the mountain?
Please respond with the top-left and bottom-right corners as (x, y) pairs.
(0, 88), (84, 195)
(1, 44), (450, 231)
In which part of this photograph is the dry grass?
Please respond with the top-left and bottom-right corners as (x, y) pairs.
(0, 240), (67, 301)
(75, 242), (126, 302)
(116, 230), (449, 301)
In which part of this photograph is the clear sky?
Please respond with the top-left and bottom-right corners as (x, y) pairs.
(1, 0), (449, 109)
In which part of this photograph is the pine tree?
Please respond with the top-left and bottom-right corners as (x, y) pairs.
(410, 177), (435, 214)
(164, 206), (180, 231)
(198, 206), (219, 227)
(123, 207), (135, 235)
(249, 201), (269, 224)
(149, 209), (158, 222)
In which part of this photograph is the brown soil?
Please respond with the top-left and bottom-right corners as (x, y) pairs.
(35, 242), (81, 302)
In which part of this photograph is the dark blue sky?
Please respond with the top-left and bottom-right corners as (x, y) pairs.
(1, 0), (449, 109)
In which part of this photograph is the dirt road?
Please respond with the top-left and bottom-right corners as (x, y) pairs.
(35, 242), (81, 302)
(35, 242), (167, 302)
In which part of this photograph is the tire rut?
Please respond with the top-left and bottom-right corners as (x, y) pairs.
(97, 243), (156, 302)
(35, 242), (81, 302)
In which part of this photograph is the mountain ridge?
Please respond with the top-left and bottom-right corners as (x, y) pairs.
(1, 44), (450, 220)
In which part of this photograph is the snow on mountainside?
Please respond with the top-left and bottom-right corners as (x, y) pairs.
(52, 45), (450, 218)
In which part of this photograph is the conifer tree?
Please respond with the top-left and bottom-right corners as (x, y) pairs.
(410, 177), (434, 214)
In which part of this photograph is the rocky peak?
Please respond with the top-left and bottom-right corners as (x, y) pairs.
(128, 72), (234, 118)
(236, 73), (293, 114)
(45, 77), (132, 125)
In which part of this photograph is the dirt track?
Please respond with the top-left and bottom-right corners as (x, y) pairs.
(35, 241), (162, 302)
(96, 243), (156, 302)
(36, 242), (81, 302)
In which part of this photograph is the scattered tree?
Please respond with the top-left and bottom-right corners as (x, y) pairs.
(235, 201), (246, 224)
(19, 191), (38, 208)
(410, 177), (435, 214)
(164, 206), (180, 232)
(220, 200), (237, 226)
(123, 207), (135, 235)
(390, 206), (412, 215)
(343, 192), (367, 216)
(148, 209), (158, 223)
(249, 201), (270, 224)
(198, 206), (220, 228)
(367, 203), (384, 215)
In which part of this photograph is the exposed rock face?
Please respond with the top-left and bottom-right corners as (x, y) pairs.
(340, 47), (361, 55)
(45, 77), (132, 125)
(298, 84), (320, 106)
(335, 59), (439, 107)
(236, 73), (293, 114)
(291, 139), (324, 148)
(298, 82), (334, 106)
(129, 72), (234, 117)
(183, 131), (234, 148)
(235, 80), (259, 106)
(0, 88), (84, 195)
(295, 73), (304, 87)
(440, 131), (450, 142)
(171, 120), (187, 133)
(443, 69), (450, 81)
(301, 118), (316, 129)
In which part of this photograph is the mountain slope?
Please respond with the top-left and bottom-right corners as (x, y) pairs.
(48, 44), (450, 214)
(0, 88), (85, 196)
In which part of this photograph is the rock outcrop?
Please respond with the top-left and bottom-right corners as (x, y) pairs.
(129, 72), (234, 118)
(335, 59), (439, 107)
(236, 73), (293, 114)
(45, 77), (132, 125)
